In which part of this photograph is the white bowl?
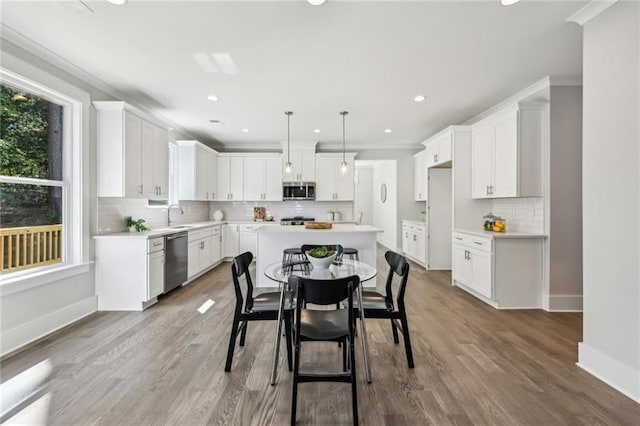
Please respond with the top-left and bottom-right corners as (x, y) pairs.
(306, 251), (337, 270)
(213, 210), (224, 221)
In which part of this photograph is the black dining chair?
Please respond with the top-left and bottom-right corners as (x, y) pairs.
(354, 250), (414, 368)
(289, 274), (360, 426)
(225, 251), (295, 372)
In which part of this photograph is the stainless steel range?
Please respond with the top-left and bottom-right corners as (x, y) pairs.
(280, 216), (315, 226)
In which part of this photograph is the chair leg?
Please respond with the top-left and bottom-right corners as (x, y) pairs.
(400, 314), (415, 369)
(284, 313), (294, 372)
(291, 337), (301, 425)
(349, 336), (358, 425)
(224, 313), (240, 372)
(342, 337), (347, 372)
(239, 321), (248, 346)
(391, 319), (399, 344)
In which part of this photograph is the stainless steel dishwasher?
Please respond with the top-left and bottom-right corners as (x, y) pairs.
(164, 232), (188, 293)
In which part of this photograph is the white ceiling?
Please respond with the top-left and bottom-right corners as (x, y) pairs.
(0, 0), (585, 150)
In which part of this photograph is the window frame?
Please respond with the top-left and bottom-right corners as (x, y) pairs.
(0, 66), (84, 282)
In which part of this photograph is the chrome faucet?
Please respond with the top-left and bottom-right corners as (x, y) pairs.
(167, 204), (184, 227)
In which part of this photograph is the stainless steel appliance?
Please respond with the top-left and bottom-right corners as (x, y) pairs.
(283, 182), (315, 201)
(280, 216), (315, 226)
(164, 232), (188, 292)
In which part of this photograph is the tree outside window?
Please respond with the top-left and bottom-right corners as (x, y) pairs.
(0, 83), (65, 273)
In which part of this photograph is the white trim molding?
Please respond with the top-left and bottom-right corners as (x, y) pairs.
(547, 294), (583, 312)
(0, 296), (97, 358)
(567, 1), (619, 26)
(577, 342), (640, 403)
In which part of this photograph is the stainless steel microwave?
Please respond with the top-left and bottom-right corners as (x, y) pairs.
(283, 182), (315, 201)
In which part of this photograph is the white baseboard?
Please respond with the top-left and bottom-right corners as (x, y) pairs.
(577, 342), (640, 403)
(547, 294), (583, 312)
(1, 296), (97, 357)
(376, 237), (396, 252)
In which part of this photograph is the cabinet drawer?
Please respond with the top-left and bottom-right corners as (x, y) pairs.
(470, 237), (492, 253)
(147, 237), (165, 254)
(452, 233), (471, 246)
(211, 225), (221, 236)
(189, 227), (214, 242)
(239, 224), (261, 232)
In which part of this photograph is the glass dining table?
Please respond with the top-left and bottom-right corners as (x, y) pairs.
(264, 259), (377, 385)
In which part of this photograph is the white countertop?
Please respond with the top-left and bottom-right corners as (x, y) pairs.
(453, 228), (547, 239)
(257, 224), (383, 233)
(402, 219), (427, 226)
(94, 221), (227, 239)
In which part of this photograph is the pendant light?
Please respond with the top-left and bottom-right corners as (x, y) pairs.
(285, 111), (293, 173)
(340, 111), (349, 173)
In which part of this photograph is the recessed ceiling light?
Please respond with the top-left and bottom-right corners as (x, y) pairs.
(242, 129), (249, 133)
(500, 0), (520, 5)
(307, 0), (327, 5)
(414, 95), (426, 102)
(313, 129), (321, 133)
(107, 0), (128, 5)
(384, 129), (393, 133)
(207, 95), (219, 102)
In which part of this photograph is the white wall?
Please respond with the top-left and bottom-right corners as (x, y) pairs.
(354, 166), (374, 225)
(372, 161), (397, 250)
(356, 149), (423, 249)
(578, 1), (640, 402)
(549, 86), (583, 310)
(0, 40), (103, 356)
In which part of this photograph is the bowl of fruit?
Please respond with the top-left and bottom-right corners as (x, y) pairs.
(305, 246), (337, 270)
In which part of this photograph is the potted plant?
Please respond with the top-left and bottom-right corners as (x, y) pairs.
(125, 216), (149, 232)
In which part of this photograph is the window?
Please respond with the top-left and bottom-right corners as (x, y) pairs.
(0, 68), (82, 278)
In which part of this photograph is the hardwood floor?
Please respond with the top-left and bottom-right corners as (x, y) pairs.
(2, 256), (639, 425)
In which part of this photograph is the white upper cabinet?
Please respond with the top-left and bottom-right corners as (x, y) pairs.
(176, 140), (218, 201)
(95, 101), (169, 199)
(244, 155), (282, 201)
(283, 149), (316, 182)
(315, 153), (356, 201)
(218, 155), (244, 201)
(471, 104), (544, 199)
(413, 150), (426, 201)
(425, 131), (452, 168)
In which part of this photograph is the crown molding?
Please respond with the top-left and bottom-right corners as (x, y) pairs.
(0, 24), (201, 142)
(567, 1), (618, 26)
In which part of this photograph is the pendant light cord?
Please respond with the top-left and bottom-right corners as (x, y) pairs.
(285, 111), (293, 164)
(340, 111), (348, 163)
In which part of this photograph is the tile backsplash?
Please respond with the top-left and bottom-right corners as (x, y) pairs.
(210, 201), (354, 222)
(97, 198), (210, 234)
(491, 197), (544, 233)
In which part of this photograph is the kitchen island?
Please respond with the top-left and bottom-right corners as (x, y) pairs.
(255, 224), (383, 287)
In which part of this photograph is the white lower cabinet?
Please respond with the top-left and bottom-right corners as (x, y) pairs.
(95, 235), (166, 311)
(188, 226), (222, 279)
(452, 230), (544, 308)
(147, 248), (165, 300)
(223, 224), (240, 258)
(402, 221), (426, 266)
(239, 224), (261, 259)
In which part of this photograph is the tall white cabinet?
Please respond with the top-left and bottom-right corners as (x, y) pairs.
(218, 155), (245, 201)
(413, 150), (426, 201)
(282, 149), (316, 182)
(94, 101), (169, 200)
(315, 153), (356, 201)
(243, 155), (283, 201)
(471, 104), (544, 199)
(177, 140), (218, 201)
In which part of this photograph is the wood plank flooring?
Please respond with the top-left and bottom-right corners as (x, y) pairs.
(2, 255), (639, 425)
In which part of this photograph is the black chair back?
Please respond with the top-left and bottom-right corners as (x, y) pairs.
(232, 251), (255, 312)
(289, 275), (359, 306)
(300, 244), (344, 261)
(383, 251), (410, 310)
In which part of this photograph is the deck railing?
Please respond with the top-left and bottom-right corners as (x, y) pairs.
(0, 224), (63, 273)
